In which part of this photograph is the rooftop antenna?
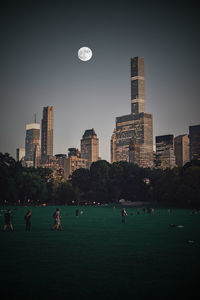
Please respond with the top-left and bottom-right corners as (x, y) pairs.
(34, 113), (36, 123)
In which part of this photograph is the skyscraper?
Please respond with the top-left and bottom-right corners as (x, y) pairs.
(81, 128), (99, 168)
(155, 135), (176, 169)
(41, 106), (54, 164)
(25, 123), (40, 166)
(111, 57), (153, 167)
(174, 134), (190, 167)
(189, 124), (200, 161)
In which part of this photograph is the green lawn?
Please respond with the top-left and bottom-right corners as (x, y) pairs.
(0, 205), (200, 300)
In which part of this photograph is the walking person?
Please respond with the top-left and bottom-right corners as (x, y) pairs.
(52, 208), (62, 230)
(25, 210), (32, 231)
(3, 209), (14, 232)
(122, 208), (127, 224)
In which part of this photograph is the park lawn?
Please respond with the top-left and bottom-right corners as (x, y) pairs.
(0, 205), (200, 300)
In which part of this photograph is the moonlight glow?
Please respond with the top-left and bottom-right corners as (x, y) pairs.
(78, 47), (92, 61)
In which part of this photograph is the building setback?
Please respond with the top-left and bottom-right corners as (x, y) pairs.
(25, 123), (40, 166)
(41, 106), (54, 164)
(174, 134), (190, 167)
(189, 125), (200, 161)
(155, 134), (176, 169)
(111, 56), (153, 168)
(81, 129), (99, 168)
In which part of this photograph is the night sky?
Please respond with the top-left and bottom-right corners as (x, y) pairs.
(1, 0), (199, 161)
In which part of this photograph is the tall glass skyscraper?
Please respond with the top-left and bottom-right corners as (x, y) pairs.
(41, 106), (54, 164)
(25, 123), (40, 166)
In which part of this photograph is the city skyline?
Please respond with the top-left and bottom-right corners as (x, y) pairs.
(1, 1), (199, 162)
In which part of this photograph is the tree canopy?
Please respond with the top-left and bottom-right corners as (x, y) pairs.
(0, 152), (200, 207)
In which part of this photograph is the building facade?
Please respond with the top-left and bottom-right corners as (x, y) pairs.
(155, 134), (176, 169)
(64, 148), (87, 179)
(111, 57), (153, 168)
(189, 125), (200, 161)
(16, 148), (25, 161)
(81, 129), (99, 168)
(33, 143), (41, 168)
(25, 123), (40, 166)
(174, 134), (190, 167)
(41, 106), (54, 164)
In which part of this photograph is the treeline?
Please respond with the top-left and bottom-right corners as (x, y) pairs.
(0, 153), (200, 206)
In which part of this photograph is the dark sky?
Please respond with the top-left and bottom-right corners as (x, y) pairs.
(1, 0), (199, 161)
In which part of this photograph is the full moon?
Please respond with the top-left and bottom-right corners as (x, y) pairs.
(78, 47), (92, 61)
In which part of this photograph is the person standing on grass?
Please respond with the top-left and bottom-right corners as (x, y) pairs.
(25, 210), (32, 231)
(122, 208), (127, 224)
(52, 208), (62, 230)
(3, 209), (14, 232)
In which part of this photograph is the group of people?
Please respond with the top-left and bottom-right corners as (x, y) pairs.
(1, 207), (86, 232)
(2, 208), (62, 232)
(2, 209), (32, 232)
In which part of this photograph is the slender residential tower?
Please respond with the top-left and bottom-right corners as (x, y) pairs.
(41, 106), (54, 164)
(111, 57), (153, 167)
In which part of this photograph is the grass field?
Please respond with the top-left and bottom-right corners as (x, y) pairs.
(0, 205), (200, 300)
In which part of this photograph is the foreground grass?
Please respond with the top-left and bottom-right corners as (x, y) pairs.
(0, 205), (200, 300)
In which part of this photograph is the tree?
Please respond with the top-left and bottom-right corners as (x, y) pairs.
(55, 182), (75, 205)
(0, 153), (22, 204)
(70, 168), (91, 204)
(90, 160), (111, 203)
(18, 171), (47, 204)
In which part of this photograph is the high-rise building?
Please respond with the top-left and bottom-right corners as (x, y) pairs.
(64, 148), (87, 179)
(25, 123), (40, 166)
(174, 134), (190, 167)
(189, 125), (200, 161)
(16, 148), (25, 161)
(155, 135), (176, 169)
(111, 57), (153, 167)
(41, 106), (54, 164)
(81, 129), (99, 168)
(110, 129), (116, 163)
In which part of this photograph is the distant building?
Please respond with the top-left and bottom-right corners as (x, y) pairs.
(110, 129), (116, 163)
(81, 129), (99, 168)
(41, 106), (54, 164)
(25, 123), (40, 165)
(111, 56), (153, 168)
(155, 134), (176, 169)
(189, 125), (200, 161)
(64, 148), (87, 179)
(174, 134), (190, 167)
(16, 148), (25, 161)
(55, 154), (67, 169)
(33, 143), (41, 168)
